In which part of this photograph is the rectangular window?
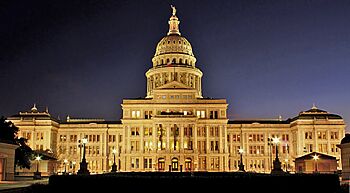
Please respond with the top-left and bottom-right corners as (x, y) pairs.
(132, 110), (141, 118)
(201, 111), (205, 118)
(305, 131), (313, 140)
(131, 127), (140, 136)
(210, 111), (218, 119)
(214, 127), (219, 137)
(144, 159), (148, 169)
(144, 111), (153, 119)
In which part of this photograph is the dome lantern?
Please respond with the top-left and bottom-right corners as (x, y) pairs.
(167, 5), (181, 36)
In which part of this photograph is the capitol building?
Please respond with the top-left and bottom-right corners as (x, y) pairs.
(9, 7), (346, 175)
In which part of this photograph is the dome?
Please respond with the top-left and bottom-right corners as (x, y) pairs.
(151, 6), (196, 68)
(154, 35), (194, 57)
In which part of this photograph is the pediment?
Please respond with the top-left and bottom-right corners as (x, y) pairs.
(156, 81), (192, 89)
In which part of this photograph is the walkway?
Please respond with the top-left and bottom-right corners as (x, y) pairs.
(0, 178), (48, 192)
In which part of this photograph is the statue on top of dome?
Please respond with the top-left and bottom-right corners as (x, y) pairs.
(171, 5), (176, 16)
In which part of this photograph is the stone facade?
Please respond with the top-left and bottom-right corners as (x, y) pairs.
(0, 142), (18, 180)
(8, 7), (346, 174)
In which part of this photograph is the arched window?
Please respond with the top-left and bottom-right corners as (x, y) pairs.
(166, 58), (170, 64)
(172, 58), (176, 64)
(161, 59), (164, 65)
(185, 59), (188, 65)
(179, 58), (183, 64)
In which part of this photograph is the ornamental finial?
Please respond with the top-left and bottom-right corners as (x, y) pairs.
(171, 5), (176, 16)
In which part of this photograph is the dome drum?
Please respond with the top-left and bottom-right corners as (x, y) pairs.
(146, 66), (202, 98)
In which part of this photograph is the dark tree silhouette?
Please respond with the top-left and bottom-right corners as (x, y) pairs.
(0, 116), (33, 169)
(0, 116), (18, 144)
(15, 137), (33, 169)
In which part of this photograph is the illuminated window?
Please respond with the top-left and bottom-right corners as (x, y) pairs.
(196, 110), (205, 118)
(144, 127), (152, 136)
(131, 110), (141, 118)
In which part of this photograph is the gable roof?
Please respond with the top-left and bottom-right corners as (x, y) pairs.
(295, 152), (337, 161)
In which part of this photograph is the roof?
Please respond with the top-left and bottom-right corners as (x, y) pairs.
(9, 112), (60, 122)
(290, 106), (342, 121)
(228, 120), (290, 124)
(61, 120), (122, 125)
(295, 152), (337, 161)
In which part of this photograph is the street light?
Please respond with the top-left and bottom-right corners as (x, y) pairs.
(77, 137), (90, 175)
(271, 137), (283, 174)
(64, 159), (68, 174)
(33, 155), (41, 180)
(313, 154), (319, 173)
(36, 156), (41, 172)
(111, 148), (117, 172)
(238, 148), (245, 172)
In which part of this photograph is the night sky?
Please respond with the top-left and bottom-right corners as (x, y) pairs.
(1, 0), (349, 131)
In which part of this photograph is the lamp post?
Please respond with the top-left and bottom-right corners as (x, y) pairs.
(271, 137), (284, 174)
(36, 156), (41, 172)
(64, 159), (68, 175)
(77, 137), (90, 175)
(111, 148), (117, 172)
(238, 148), (245, 172)
(313, 154), (319, 173)
(33, 155), (41, 180)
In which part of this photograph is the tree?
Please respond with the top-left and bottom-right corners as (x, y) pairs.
(15, 137), (33, 169)
(0, 116), (33, 169)
(0, 116), (18, 144)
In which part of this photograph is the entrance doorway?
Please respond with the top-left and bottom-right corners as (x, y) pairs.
(185, 158), (192, 171)
(171, 158), (178, 171)
(158, 158), (165, 171)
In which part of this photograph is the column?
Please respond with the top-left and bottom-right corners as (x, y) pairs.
(206, 126), (210, 153)
(140, 126), (144, 153)
(219, 125), (223, 153)
(314, 125), (318, 153)
(103, 132), (107, 172)
(126, 126), (130, 153)
(166, 124), (170, 151)
(180, 124), (184, 151)
(327, 130), (331, 154)
(224, 125), (228, 153)
(152, 124), (157, 152)
(194, 125), (198, 153)
(116, 130), (120, 171)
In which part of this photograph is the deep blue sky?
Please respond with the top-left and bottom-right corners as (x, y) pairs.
(1, 0), (349, 131)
